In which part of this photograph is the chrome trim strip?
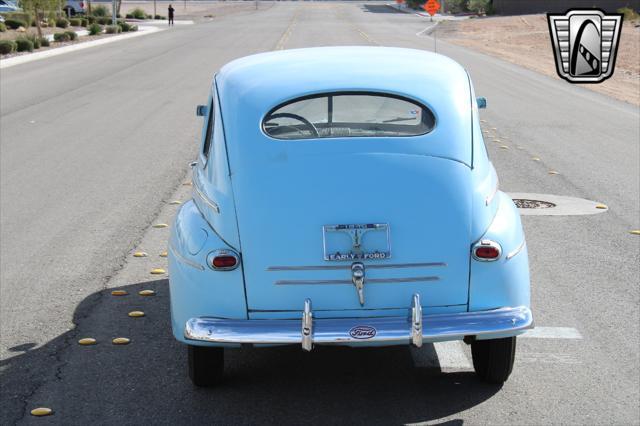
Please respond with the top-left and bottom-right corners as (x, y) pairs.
(301, 299), (313, 351)
(184, 305), (534, 346)
(275, 276), (439, 285)
(410, 294), (423, 348)
(485, 178), (499, 206)
(169, 244), (205, 271)
(267, 262), (446, 271)
(193, 178), (220, 214)
(506, 240), (526, 260)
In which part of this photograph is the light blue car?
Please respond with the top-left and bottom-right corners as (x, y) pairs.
(169, 46), (533, 387)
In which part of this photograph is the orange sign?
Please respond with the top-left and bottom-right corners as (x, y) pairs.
(423, 0), (440, 16)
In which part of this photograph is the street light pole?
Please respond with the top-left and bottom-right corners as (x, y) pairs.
(112, 0), (116, 25)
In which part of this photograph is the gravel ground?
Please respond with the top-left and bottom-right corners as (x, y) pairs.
(438, 14), (640, 106)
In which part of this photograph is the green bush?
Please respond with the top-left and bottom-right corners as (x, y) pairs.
(53, 32), (71, 42)
(129, 24), (138, 32)
(15, 38), (34, 52)
(120, 21), (131, 32)
(130, 7), (146, 19)
(0, 40), (17, 54)
(97, 17), (112, 25)
(467, 0), (491, 14)
(69, 18), (81, 26)
(65, 30), (77, 40)
(617, 7), (640, 21)
(0, 12), (32, 26)
(444, 0), (468, 14)
(40, 37), (50, 47)
(154, 15), (165, 20)
(146, 14), (152, 19)
(22, 33), (41, 49)
(92, 5), (109, 17)
(80, 18), (88, 26)
(88, 23), (102, 35)
(105, 24), (120, 34)
(125, 13), (133, 19)
(4, 19), (27, 29)
(86, 16), (96, 24)
(56, 18), (69, 28)
(0, 22), (6, 32)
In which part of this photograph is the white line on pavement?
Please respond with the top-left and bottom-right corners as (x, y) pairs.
(416, 24), (437, 36)
(521, 326), (583, 339)
(0, 26), (163, 69)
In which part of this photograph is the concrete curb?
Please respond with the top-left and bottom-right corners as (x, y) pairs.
(0, 26), (163, 69)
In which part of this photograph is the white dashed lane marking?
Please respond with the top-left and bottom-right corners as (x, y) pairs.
(521, 326), (582, 339)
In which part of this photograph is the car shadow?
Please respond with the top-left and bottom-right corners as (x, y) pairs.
(1, 278), (501, 425)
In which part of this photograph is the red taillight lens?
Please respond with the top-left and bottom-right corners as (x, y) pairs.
(472, 240), (501, 261)
(79, 1), (84, 7)
(474, 246), (500, 259)
(212, 255), (237, 269)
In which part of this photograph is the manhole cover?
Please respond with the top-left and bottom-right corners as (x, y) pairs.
(512, 199), (556, 209)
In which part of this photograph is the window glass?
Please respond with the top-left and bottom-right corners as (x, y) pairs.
(263, 93), (434, 140)
(202, 99), (214, 160)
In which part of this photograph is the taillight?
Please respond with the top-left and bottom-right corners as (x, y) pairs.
(79, 1), (84, 7)
(208, 249), (240, 270)
(472, 240), (501, 261)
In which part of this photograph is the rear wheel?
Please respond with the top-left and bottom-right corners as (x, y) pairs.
(471, 337), (516, 383)
(188, 345), (224, 387)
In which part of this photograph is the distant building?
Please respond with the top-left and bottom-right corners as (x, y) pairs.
(492, 0), (640, 15)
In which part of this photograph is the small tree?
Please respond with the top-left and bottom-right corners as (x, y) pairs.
(19, 0), (64, 38)
(468, 0), (491, 14)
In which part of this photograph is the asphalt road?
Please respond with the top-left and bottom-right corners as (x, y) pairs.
(1, 2), (639, 424)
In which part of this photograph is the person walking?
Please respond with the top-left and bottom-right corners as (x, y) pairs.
(168, 4), (175, 26)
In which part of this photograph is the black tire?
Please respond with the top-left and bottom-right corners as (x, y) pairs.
(471, 337), (516, 384)
(188, 345), (224, 387)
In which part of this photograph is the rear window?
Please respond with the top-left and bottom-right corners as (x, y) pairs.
(262, 93), (435, 140)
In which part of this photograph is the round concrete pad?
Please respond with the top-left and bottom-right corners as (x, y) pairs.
(508, 193), (608, 216)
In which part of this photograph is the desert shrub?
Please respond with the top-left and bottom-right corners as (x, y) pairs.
(444, 0), (468, 13)
(40, 37), (50, 47)
(56, 18), (69, 28)
(69, 18), (81, 26)
(0, 22), (6, 32)
(154, 15), (165, 19)
(467, 0), (491, 14)
(105, 24), (120, 34)
(146, 14), (152, 19)
(86, 15), (96, 24)
(617, 7), (640, 21)
(97, 17), (112, 25)
(15, 38), (34, 52)
(125, 13), (133, 19)
(0, 40), (17, 54)
(23, 33), (41, 49)
(1, 12), (32, 26)
(120, 21), (131, 31)
(65, 30), (77, 40)
(4, 19), (26, 29)
(129, 24), (138, 32)
(53, 32), (71, 42)
(130, 7), (146, 19)
(92, 5), (109, 16)
(88, 23), (102, 35)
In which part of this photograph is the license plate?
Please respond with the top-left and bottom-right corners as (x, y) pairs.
(322, 223), (390, 261)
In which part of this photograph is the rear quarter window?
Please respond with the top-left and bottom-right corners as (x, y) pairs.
(263, 93), (435, 140)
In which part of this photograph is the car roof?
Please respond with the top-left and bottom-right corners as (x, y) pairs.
(216, 46), (469, 108)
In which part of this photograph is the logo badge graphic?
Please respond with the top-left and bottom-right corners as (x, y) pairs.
(547, 9), (623, 83)
(349, 325), (377, 339)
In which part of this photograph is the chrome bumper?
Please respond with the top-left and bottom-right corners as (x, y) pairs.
(184, 294), (533, 351)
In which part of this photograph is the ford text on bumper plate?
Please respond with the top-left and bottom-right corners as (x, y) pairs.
(184, 294), (533, 351)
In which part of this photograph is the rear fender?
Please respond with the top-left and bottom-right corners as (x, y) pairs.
(168, 200), (247, 345)
(469, 191), (530, 316)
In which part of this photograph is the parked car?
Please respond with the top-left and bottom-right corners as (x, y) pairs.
(63, 0), (85, 16)
(169, 46), (533, 387)
(0, 0), (20, 13)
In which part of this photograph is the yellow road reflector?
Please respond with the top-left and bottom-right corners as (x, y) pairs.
(630, 230), (640, 235)
(595, 204), (608, 209)
(78, 338), (97, 345)
(500, 145), (509, 149)
(112, 337), (130, 345)
(111, 290), (128, 296)
(139, 289), (156, 296)
(182, 182), (192, 186)
(532, 157), (540, 161)
(128, 311), (145, 318)
(169, 200), (182, 205)
(30, 407), (52, 417)
(548, 170), (559, 175)
(150, 268), (166, 275)
(152, 223), (169, 228)
(159, 251), (168, 258)
(133, 251), (148, 258)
